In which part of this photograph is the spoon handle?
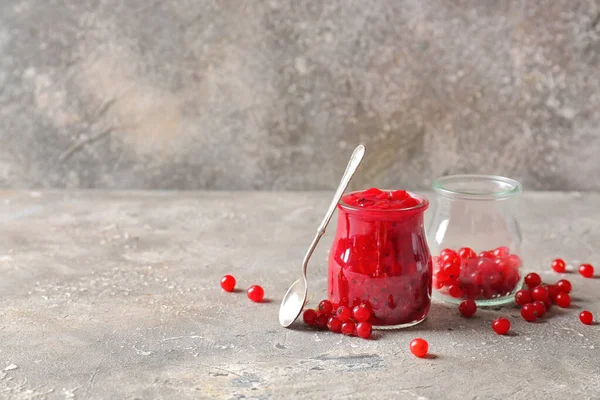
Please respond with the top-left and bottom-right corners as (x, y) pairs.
(301, 144), (366, 272)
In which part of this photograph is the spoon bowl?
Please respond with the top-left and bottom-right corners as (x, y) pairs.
(278, 277), (307, 327)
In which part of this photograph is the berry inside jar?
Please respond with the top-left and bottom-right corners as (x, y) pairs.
(433, 246), (522, 301)
(328, 188), (432, 328)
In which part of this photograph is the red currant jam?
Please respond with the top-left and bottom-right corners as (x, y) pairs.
(328, 188), (432, 328)
(433, 246), (522, 302)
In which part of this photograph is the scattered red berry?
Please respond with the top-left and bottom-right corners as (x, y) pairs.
(521, 303), (538, 322)
(579, 263), (595, 278)
(579, 310), (594, 325)
(336, 305), (352, 322)
(220, 275), (236, 292)
(531, 286), (549, 303)
(318, 299), (333, 315)
(492, 318), (511, 335)
(356, 322), (373, 339)
(409, 338), (429, 358)
(555, 292), (571, 308)
(514, 289), (533, 306)
(533, 301), (547, 318)
(341, 321), (356, 336)
(246, 285), (264, 302)
(524, 273), (542, 288)
(303, 309), (318, 325)
(352, 304), (372, 322)
(458, 299), (477, 317)
(551, 259), (566, 273)
(315, 313), (329, 329)
(556, 279), (572, 294)
(327, 316), (342, 333)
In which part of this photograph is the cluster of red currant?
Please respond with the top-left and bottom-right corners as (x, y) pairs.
(302, 300), (434, 357)
(302, 300), (433, 357)
(220, 274), (265, 303)
(434, 246), (521, 300)
(303, 300), (373, 339)
(455, 259), (596, 335)
(513, 258), (595, 324)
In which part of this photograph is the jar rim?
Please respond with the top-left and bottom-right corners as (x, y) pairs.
(339, 189), (429, 214)
(432, 174), (522, 200)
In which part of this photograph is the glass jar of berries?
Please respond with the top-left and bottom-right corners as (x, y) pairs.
(328, 188), (432, 329)
(427, 175), (523, 306)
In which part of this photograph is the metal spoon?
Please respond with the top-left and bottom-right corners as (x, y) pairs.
(279, 144), (366, 327)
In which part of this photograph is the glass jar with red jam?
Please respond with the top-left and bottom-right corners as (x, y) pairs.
(328, 188), (432, 329)
(427, 175), (524, 306)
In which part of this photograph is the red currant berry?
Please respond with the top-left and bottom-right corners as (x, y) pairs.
(409, 338), (429, 358)
(492, 318), (510, 335)
(303, 309), (318, 325)
(479, 251), (494, 259)
(547, 284), (560, 299)
(440, 248), (458, 260)
(247, 285), (264, 302)
(448, 284), (464, 298)
(531, 286), (549, 302)
(443, 260), (461, 279)
(493, 246), (510, 258)
(318, 299), (333, 315)
(352, 304), (371, 322)
(336, 305), (352, 322)
(508, 254), (522, 268)
(327, 316), (342, 333)
(556, 279), (572, 294)
(555, 292), (571, 308)
(220, 275), (236, 292)
(458, 247), (476, 260)
(521, 303), (537, 322)
(356, 322), (373, 339)
(315, 313), (329, 330)
(532, 301), (546, 318)
(524, 272), (542, 288)
(551, 259), (566, 273)
(341, 320), (356, 336)
(579, 310), (594, 325)
(579, 263), (595, 278)
(458, 299), (477, 317)
(514, 289), (533, 306)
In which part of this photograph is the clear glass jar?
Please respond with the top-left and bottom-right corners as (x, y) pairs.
(427, 175), (523, 306)
(327, 188), (432, 329)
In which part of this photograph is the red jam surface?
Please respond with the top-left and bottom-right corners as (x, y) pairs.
(328, 188), (432, 327)
(433, 247), (522, 300)
(342, 188), (421, 209)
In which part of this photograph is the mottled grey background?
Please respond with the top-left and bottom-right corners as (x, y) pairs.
(1, 0), (599, 190)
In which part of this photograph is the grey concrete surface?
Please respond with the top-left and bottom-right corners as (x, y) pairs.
(0, 190), (599, 399)
(1, 1), (600, 191)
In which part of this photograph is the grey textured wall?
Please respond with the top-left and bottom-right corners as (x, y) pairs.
(1, 0), (599, 190)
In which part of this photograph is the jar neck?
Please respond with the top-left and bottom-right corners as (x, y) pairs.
(337, 205), (426, 234)
(433, 174), (522, 202)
